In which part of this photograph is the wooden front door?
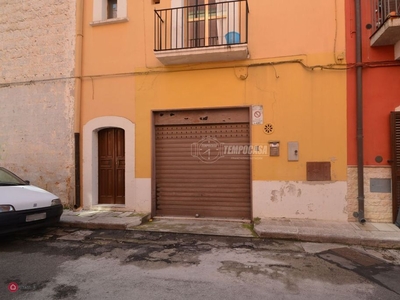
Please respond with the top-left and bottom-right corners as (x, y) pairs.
(390, 112), (400, 222)
(98, 128), (125, 204)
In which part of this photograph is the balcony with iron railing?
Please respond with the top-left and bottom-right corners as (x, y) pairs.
(370, 0), (400, 59)
(154, 0), (249, 65)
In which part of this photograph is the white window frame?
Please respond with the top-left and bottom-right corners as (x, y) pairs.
(91, 0), (128, 26)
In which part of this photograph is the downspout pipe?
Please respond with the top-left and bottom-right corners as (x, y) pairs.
(353, 0), (366, 223)
(74, 0), (84, 209)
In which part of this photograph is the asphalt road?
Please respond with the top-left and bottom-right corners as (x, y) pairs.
(1, 226), (400, 300)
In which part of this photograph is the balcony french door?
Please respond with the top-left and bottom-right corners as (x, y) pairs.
(187, 0), (218, 47)
(154, 0), (248, 51)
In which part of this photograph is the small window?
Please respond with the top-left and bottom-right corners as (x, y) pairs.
(107, 0), (118, 19)
(92, 0), (128, 25)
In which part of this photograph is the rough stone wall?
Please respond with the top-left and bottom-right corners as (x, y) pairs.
(347, 167), (392, 223)
(0, 0), (76, 205)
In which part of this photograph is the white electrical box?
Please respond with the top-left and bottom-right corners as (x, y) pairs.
(288, 142), (299, 161)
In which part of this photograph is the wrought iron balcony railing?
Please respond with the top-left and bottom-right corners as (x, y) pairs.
(154, 0), (249, 52)
(371, 0), (400, 30)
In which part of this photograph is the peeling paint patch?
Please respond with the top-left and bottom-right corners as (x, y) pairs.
(285, 183), (297, 196)
(253, 180), (347, 221)
(281, 183), (301, 201)
(271, 183), (303, 203)
(270, 190), (280, 202)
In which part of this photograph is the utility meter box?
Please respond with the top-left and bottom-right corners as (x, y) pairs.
(288, 142), (299, 161)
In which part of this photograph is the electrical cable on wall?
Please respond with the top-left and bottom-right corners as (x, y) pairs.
(1, 59), (400, 88)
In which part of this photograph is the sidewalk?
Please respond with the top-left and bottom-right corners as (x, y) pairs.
(59, 210), (400, 249)
(254, 218), (400, 249)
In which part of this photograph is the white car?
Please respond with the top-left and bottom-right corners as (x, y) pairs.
(0, 167), (63, 235)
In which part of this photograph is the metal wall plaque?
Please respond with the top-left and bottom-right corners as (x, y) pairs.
(370, 178), (391, 193)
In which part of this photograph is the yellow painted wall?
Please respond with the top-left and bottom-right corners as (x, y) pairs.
(80, 0), (347, 181)
(134, 58), (347, 180)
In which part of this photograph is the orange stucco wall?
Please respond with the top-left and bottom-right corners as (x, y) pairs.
(79, 0), (350, 220)
(81, 1), (348, 177)
(346, 1), (400, 166)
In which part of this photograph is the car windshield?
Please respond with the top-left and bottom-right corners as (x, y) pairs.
(0, 167), (27, 186)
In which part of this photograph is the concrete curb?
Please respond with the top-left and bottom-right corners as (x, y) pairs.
(58, 210), (400, 249)
(254, 228), (400, 249)
(253, 218), (400, 249)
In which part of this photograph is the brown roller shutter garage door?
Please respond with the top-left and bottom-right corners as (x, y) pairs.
(154, 108), (251, 219)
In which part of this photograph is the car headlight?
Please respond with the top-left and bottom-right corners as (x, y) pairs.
(0, 205), (15, 212)
(51, 199), (62, 206)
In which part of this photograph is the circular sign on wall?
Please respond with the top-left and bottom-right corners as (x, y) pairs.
(263, 123), (274, 134)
